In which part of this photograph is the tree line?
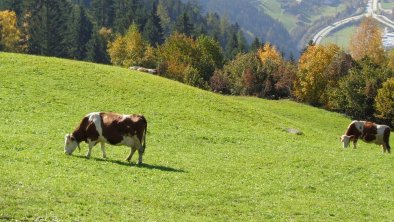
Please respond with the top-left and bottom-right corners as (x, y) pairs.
(1, 3), (394, 126)
(0, 0), (249, 62)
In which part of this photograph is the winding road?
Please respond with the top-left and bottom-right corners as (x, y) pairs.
(313, 0), (394, 44)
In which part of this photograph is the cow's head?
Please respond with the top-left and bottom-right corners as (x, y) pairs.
(340, 135), (354, 148)
(64, 133), (79, 155)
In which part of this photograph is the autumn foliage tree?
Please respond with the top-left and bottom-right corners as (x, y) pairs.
(157, 33), (223, 87)
(375, 78), (394, 125)
(107, 24), (155, 68)
(0, 10), (22, 52)
(295, 44), (340, 105)
(349, 17), (385, 65)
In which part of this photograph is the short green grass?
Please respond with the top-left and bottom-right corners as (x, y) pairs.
(258, 0), (349, 32)
(321, 25), (358, 50)
(381, 1), (394, 10)
(1, 53), (394, 221)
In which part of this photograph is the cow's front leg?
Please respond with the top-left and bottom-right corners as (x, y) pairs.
(353, 139), (358, 149)
(86, 140), (95, 159)
(126, 147), (137, 162)
(100, 142), (107, 158)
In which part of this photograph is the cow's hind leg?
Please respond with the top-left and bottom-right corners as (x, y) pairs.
(126, 147), (137, 162)
(100, 142), (107, 158)
(137, 149), (143, 165)
(384, 143), (391, 154)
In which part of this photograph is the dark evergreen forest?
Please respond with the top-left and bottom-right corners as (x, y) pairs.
(0, 0), (252, 63)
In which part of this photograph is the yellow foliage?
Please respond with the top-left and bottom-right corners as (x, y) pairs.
(257, 43), (282, 65)
(0, 10), (21, 52)
(349, 17), (385, 65)
(387, 49), (394, 71)
(107, 24), (154, 67)
(295, 44), (340, 104)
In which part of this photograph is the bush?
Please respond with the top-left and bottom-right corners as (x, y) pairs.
(209, 70), (231, 94)
(183, 66), (208, 89)
(375, 78), (394, 125)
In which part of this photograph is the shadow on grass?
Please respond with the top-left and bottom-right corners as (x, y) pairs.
(72, 155), (186, 173)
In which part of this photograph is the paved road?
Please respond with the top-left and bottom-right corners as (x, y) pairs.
(313, 0), (394, 44)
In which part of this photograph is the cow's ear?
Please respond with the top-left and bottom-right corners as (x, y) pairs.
(349, 135), (355, 140)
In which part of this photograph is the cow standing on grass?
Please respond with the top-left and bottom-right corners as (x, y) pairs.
(64, 112), (147, 164)
(340, 120), (391, 153)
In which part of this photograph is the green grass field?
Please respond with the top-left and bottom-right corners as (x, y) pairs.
(381, 1), (394, 10)
(258, 0), (348, 32)
(1, 53), (394, 221)
(321, 25), (358, 50)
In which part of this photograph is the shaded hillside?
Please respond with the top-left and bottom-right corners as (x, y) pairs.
(196, 0), (297, 56)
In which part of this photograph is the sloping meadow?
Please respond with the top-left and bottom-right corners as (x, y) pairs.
(0, 53), (393, 221)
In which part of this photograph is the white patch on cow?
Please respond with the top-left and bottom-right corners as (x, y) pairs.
(88, 112), (103, 136)
(374, 125), (389, 145)
(340, 135), (351, 148)
(117, 135), (141, 148)
(352, 120), (365, 133)
(64, 134), (78, 154)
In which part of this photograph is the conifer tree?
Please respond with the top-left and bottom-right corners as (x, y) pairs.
(175, 12), (193, 36)
(26, 0), (72, 57)
(86, 26), (110, 64)
(143, 2), (164, 47)
(67, 5), (93, 60)
(91, 0), (114, 28)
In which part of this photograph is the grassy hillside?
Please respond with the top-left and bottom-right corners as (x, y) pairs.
(257, 0), (349, 33)
(1, 53), (393, 221)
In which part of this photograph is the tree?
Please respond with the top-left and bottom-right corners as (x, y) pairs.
(25, 0), (72, 57)
(113, 0), (144, 34)
(0, 10), (21, 52)
(250, 37), (262, 52)
(175, 12), (193, 37)
(86, 27), (111, 64)
(295, 44), (340, 105)
(156, 1), (171, 37)
(91, 0), (114, 28)
(349, 17), (385, 65)
(107, 24), (152, 67)
(375, 78), (394, 125)
(157, 32), (197, 81)
(143, 2), (164, 47)
(195, 35), (223, 81)
(67, 5), (93, 60)
(90, 0), (115, 27)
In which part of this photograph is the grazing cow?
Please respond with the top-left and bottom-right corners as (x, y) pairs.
(64, 112), (147, 164)
(340, 120), (391, 153)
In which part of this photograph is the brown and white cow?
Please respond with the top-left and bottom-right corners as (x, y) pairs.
(64, 112), (147, 164)
(340, 120), (391, 153)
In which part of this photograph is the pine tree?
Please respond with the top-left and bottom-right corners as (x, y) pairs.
(175, 12), (193, 36)
(67, 5), (93, 60)
(86, 26), (110, 64)
(91, 0), (114, 28)
(143, 2), (163, 47)
(250, 37), (262, 52)
(113, 0), (144, 34)
(26, 0), (72, 57)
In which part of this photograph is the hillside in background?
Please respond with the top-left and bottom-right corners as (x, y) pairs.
(1, 53), (394, 221)
(193, 0), (364, 55)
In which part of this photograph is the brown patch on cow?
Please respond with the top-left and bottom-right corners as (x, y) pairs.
(72, 116), (99, 143)
(345, 122), (362, 139)
(361, 122), (377, 142)
(100, 113), (147, 145)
